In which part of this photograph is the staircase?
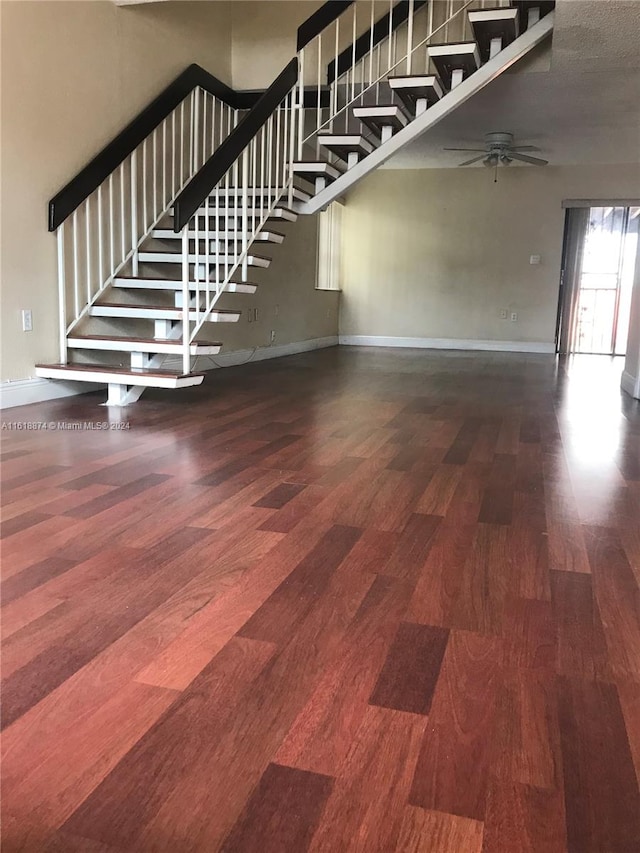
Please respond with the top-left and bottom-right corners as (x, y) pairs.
(36, 0), (555, 404)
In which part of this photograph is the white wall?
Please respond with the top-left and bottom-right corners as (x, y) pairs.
(339, 164), (640, 350)
(622, 245), (640, 399)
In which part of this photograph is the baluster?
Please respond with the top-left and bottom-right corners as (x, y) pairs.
(407, 0), (415, 74)
(85, 199), (92, 305)
(97, 185), (104, 290)
(57, 225), (67, 363)
(260, 124), (266, 228)
(181, 226), (190, 375)
(119, 162), (125, 262)
(268, 114), (274, 205)
(204, 196), (210, 316)
(152, 128), (157, 223)
(162, 118), (166, 206)
(172, 110), (176, 197)
(201, 90), (207, 168)
(351, 4), (357, 104)
(331, 18), (339, 132)
(142, 138), (148, 230)
(388, 0), (393, 74)
(242, 148), (249, 282)
(72, 210), (80, 318)
(180, 101), (185, 185)
(108, 174), (114, 279)
(316, 33), (322, 158)
(131, 150), (138, 276)
(275, 99), (282, 195)
(297, 48), (305, 161)
(369, 0), (375, 92)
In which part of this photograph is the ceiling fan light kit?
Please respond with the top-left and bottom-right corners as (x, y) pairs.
(444, 131), (549, 181)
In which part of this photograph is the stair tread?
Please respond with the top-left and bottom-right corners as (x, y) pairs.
(35, 363), (205, 379)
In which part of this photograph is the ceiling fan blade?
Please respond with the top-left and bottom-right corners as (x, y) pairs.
(508, 151), (549, 166)
(458, 155), (487, 166)
(443, 147), (486, 152)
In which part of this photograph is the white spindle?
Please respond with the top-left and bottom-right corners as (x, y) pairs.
(97, 185), (104, 289)
(180, 101), (185, 184)
(297, 49), (305, 161)
(119, 163), (126, 262)
(108, 174), (114, 276)
(204, 197), (210, 312)
(85, 200), (91, 304)
(162, 119), (167, 205)
(369, 0), (375, 89)
(72, 211), (80, 318)
(57, 225), (67, 363)
(316, 33), (322, 157)
(242, 149), (249, 281)
(407, 0), (415, 74)
(181, 226), (190, 375)
(142, 138), (148, 231)
(351, 5), (357, 103)
(131, 150), (138, 276)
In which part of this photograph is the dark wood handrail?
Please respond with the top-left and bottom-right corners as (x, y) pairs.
(297, 1), (354, 51)
(48, 64), (243, 232)
(172, 59), (298, 232)
(327, 0), (428, 84)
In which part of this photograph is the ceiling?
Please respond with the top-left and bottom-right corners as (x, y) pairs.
(384, 0), (640, 169)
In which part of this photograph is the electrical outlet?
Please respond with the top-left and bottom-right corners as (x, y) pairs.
(499, 309), (508, 320)
(511, 312), (518, 322)
(21, 310), (33, 332)
(270, 330), (276, 344)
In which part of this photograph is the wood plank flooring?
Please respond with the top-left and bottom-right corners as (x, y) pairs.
(1, 347), (639, 852)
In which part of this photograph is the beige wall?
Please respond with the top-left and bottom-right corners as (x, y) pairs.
(230, 1), (322, 89)
(339, 164), (640, 346)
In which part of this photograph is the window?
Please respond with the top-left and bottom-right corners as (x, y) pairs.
(316, 202), (343, 291)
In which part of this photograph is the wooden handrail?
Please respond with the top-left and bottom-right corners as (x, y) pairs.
(297, 1), (354, 51)
(47, 64), (244, 232)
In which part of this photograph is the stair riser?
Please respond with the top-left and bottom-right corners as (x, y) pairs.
(138, 254), (271, 269)
(67, 339), (222, 355)
(90, 307), (240, 322)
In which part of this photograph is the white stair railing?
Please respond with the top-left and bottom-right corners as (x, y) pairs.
(172, 60), (299, 375)
(49, 76), (240, 365)
(296, 0), (513, 154)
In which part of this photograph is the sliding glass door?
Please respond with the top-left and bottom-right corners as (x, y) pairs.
(558, 205), (639, 355)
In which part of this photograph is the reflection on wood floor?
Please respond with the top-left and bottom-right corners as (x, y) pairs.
(1, 347), (639, 852)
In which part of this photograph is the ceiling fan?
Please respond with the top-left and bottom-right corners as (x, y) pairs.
(444, 132), (548, 181)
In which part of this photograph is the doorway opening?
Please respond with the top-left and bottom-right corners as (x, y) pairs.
(557, 205), (639, 355)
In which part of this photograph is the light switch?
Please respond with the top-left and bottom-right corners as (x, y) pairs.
(529, 254), (541, 265)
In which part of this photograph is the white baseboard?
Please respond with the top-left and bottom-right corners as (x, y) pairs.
(621, 370), (640, 400)
(338, 335), (556, 354)
(0, 377), (106, 410)
(163, 335), (338, 372)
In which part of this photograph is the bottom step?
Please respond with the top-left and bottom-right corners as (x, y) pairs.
(35, 364), (205, 389)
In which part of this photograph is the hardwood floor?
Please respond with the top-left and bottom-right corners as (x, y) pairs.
(1, 347), (639, 852)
